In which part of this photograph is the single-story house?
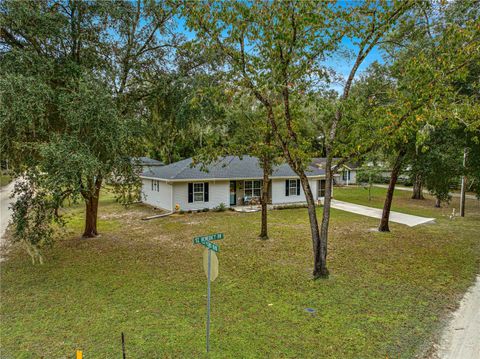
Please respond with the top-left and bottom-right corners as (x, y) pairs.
(140, 155), (328, 211)
(310, 158), (359, 186)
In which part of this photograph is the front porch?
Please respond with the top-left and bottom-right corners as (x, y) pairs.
(229, 179), (271, 207)
(229, 178), (328, 208)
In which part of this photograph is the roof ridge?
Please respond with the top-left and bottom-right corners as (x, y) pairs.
(171, 157), (194, 179)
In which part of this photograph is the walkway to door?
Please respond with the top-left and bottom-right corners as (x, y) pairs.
(330, 199), (435, 227)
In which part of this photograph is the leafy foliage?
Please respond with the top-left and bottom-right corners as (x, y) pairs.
(9, 177), (64, 264)
(0, 0), (175, 254)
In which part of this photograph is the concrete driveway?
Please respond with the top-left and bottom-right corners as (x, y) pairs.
(330, 199), (435, 227)
(373, 184), (478, 200)
(0, 181), (15, 259)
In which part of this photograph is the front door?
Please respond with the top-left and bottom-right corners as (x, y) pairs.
(230, 181), (236, 205)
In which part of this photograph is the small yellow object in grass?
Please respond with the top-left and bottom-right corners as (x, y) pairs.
(268, 303), (273, 306)
(76, 350), (83, 359)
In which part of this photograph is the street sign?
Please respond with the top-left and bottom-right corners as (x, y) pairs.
(193, 237), (220, 252)
(203, 248), (219, 282)
(193, 233), (223, 353)
(194, 233), (224, 242)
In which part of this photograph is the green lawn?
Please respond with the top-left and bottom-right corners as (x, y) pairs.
(0, 173), (12, 187)
(1, 188), (479, 358)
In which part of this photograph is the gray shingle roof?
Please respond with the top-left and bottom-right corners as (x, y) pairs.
(141, 155), (325, 180)
(131, 157), (165, 166)
(310, 157), (359, 170)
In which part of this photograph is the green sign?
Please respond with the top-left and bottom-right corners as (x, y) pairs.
(194, 233), (224, 242)
(193, 236), (220, 252)
(193, 233), (224, 353)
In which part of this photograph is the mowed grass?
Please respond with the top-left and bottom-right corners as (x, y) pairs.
(1, 187), (479, 358)
(0, 174), (12, 187)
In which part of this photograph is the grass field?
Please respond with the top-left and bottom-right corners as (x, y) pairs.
(1, 187), (479, 358)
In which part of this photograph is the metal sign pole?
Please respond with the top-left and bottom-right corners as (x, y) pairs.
(206, 248), (212, 352)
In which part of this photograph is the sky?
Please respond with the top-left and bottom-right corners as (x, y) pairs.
(174, 15), (385, 94)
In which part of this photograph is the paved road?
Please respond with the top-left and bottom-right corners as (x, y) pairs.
(372, 184), (478, 200)
(437, 276), (480, 359)
(331, 199), (435, 227)
(0, 181), (15, 257)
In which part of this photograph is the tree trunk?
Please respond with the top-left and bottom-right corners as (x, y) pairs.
(460, 147), (468, 217)
(379, 150), (405, 232)
(82, 176), (102, 238)
(411, 174), (424, 200)
(259, 162), (270, 240)
(435, 197), (441, 208)
(317, 157), (333, 278)
(298, 171), (328, 279)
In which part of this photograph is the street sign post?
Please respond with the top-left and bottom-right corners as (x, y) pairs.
(193, 233), (223, 352)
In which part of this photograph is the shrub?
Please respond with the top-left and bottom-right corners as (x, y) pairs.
(203, 208), (209, 212)
(187, 210), (192, 214)
(275, 203), (308, 210)
(214, 203), (227, 212)
(356, 169), (385, 184)
(179, 210), (185, 215)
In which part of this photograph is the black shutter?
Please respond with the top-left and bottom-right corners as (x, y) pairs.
(151, 180), (153, 191)
(285, 180), (289, 196)
(296, 179), (300, 195)
(188, 183), (193, 203)
(204, 182), (209, 202)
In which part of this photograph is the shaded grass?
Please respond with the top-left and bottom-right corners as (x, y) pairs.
(1, 188), (479, 358)
(0, 174), (12, 187)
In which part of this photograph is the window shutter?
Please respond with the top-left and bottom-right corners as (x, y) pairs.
(285, 180), (289, 196)
(204, 182), (209, 202)
(296, 179), (300, 195)
(188, 183), (193, 203)
(151, 180), (153, 191)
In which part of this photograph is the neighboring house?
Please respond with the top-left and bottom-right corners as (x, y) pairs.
(310, 158), (359, 186)
(140, 155), (328, 211)
(335, 163), (358, 186)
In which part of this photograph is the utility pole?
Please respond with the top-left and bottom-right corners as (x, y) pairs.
(460, 147), (468, 217)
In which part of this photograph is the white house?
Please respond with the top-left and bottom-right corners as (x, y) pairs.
(140, 156), (328, 211)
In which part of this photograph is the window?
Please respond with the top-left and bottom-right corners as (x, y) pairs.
(151, 180), (160, 192)
(286, 179), (300, 196)
(193, 183), (204, 202)
(289, 179), (298, 196)
(342, 170), (350, 181)
(318, 180), (326, 197)
(244, 180), (261, 197)
(188, 182), (209, 203)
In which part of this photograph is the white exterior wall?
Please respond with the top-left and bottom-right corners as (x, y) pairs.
(271, 178), (320, 204)
(141, 179), (173, 211)
(142, 177), (325, 211)
(351, 170), (357, 184)
(309, 179), (318, 201)
(335, 170), (357, 185)
(173, 181), (230, 211)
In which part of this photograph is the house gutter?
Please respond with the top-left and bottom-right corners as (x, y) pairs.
(139, 175), (328, 182)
